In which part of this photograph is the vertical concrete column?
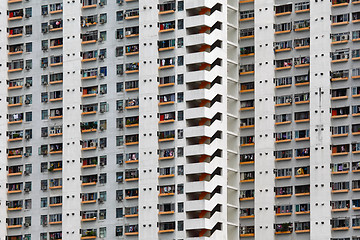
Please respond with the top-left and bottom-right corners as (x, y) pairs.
(62, 1), (82, 239)
(309, 1), (332, 239)
(254, 0), (275, 239)
(138, 0), (159, 238)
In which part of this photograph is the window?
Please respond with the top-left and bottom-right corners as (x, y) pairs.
(178, 92), (184, 102)
(99, 227), (106, 238)
(25, 112), (32, 122)
(26, 42), (32, 52)
(177, 74), (184, 84)
(25, 60), (32, 69)
(26, 77), (32, 86)
(178, 221), (184, 231)
(100, 155), (107, 166)
(25, 199), (31, 209)
(116, 226), (123, 236)
(40, 233), (47, 240)
(99, 191), (107, 201)
(99, 84), (107, 95)
(41, 197), (47, 208)
(100, 66), (107, 76)
(100, 31), (107, 41)
(177, 147), (183, 157)
(178, 129), (183, 139)
(178, 19), (184, 29)
(116, 82), (124, 92)
(178, 165), (184, 175)
(41, 162), (48, 173)
(41, 5), (48, 15)
(99, 13), (107, 23)
(116, 208), (123, 218)
(99, 173), (107, 184)
(178, 111), (184, 121)
(116, 47), (124, 57)
(25, 164), (32, 174)
(116, 11), (124, 21)
(25, 25), (32, 35)
(178, 56), (184, 66)
(99, 210), (106, 220)
(116, 64), (124, 75)
(116, 154), (124, 165)
(41, 110), (48, 120)
(25, 7), (32, 17)
(116, 136), (124, 146)
(178, 1), (184, 11)
(177, 184), (184, 194)
(178, 38), (184, 48)
(178, 202), (184, 212)
(99, 102), (109, 112)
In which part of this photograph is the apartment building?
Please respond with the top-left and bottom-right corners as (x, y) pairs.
(239, 0), (360, 239)
(2, 0), (360, 239)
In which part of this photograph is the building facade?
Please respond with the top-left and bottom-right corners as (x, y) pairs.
(1, 0), (360, 239)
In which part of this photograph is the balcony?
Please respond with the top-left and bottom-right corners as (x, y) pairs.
(125, 225), (139, 236)
(125, 9), (139, 20)
(7, 131), (23, 142)
(275, 114), (291, 125)
(82, 104), (98, 115)
(331, 162), (350, 174)
(50, 38), (63, 49)
(240, 46), (255, 57)
(7, 183), (22, 194)
(82, 50), (97, 62)
(159, 148), (175, 160)
(275, 150), (292, 161)
(159, 94), (175, 106)
(331, 181), (350, 193)
(240, 171), (255, 182)
(49, 143), (62, 154)
(125, 80), (139, 92)
(49, 19), (63, 31)
(158, 39), (175, 51)
(81, 121), (97, 133)
(125, 169), (139, 182)
(294, 38), (310, 49)
(8, 165), (22, 176)
(295, 130), (309, 141)
(240, 136), (254, 147)
(240, 118), (255, 129)
(295, 204), (310, 215)
(158, 130), (175, 142)
(159, 57), (175, 69)
(275, 59), (292, 71)
(275, 4), (292, 16)
(81, 175), (98, 186)
(49, 196), (62, 207)
(159, 203), (175, 215)
(275, 22), (292, 34)
(159, 167), (175, 178)
(332, 144), (349, 156)
(240, 100), (254, 111)
(49, 108), (63, 119)
(294, 56), (310, 68)
(82, 86), (98, 97)
(81, 157), (98, 168)
(332, 0), (349, 6)
(159, 1), (175, 15)
(331, 49), (350, 63)
(125, 189), (139, 200)
(240, 190), (254, 201)
(125, 27), (139, 38)
(240, 28), (254, 39)
(7, 60), (24, 73)
(295, 222), (310, 233)
(125, 207), (139, 218)
(159, 21), (175, 33)
(275, 223), (293, 234)
(81, 15), (98, 27)
(8, 44), (23, 55)
(239, 64), (254, 75)
(275, 168), (291, 180)
(50, 3), (63, 14)
(125, 44), (139, 56)
(81, 139), (98, 150)
(81, 211), (97, 222)
(331, 107), (349, 118)
(82, 31), (98, 44)
(158, 222), (175, 234)
(82, 68), (98, 80)
(294, 19), (310, 31)
(125, 98), (139, 109)
(332, 200), (350, 212)
(275, 95), (292, 107)
(49, 178), (62, 189)
(82, 0), (97, 8)
(81, 192), (97, 204)
(159, 185), (175, 197)
(159, 112), (175, 123)
(125, 63), (139, 74)
(125, 134), (139, 146)
(49, 161), (62, 172)
(331, 70), (349, 81)
(275, 131), (292, 143)
(159, 75), (175, 87)
(240, 10), (254, 21)
(295, 166), (310, 178)
(353, 180), (360, 191)
(275, 205), (292, 216)
(240, 226), (255, 237)
(294, 185), (310, 196)
(8, 27), (23, 38)
(81, 229), (97, 239)
(331, 218), (350, 231)
(7, 147), (23, 159)
(125, 153), (139, 164)
(275, 186), (292, 198)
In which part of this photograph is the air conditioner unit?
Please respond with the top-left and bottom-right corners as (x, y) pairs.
(25, 135), (30, 140)
(117, 196), (123, 201)
(25, 14), (30, 18)
(49, 25), (53, 29)
(24, 170), (29, 175)
(99, 73), (105, 78)
(25, 66), (30, 70)
(100, 162), (105, 166)
(99, 55), (105, 60)
(100, 90), (105, 95)
(125, 31), (131, 36)
(98, 197), (104, 203)
(24, 188), (30, 192)
(100, 212), (105, 216)
(118, 70), (123, 75)
(42, 80), (48, 85)
(98, 38), (104, 42)
(25, 82), (31, 87)
(24, 153), (30, 157)
(25, 99), (30, 104)
(100, 144), (105, 148)
(118, 0), (124, 5)
(42, 222), (47, 227)
(42, 28), (48, 33)
(119, 35), (124, 39)
(100, 19), (105, 24)
(99, 2), (104, 6)
(41, 186), (47, 191)
(117, 107), (123, 112)
(118, 160), (123, 165)
(90, 142), (97, 147)
(100, 126), (104, 131)
(42, 46), (48, 51)
(100, 108), (105, 113)
(43, 98), (48, 102)
(275, 45), (280, 50)
(24, 222), (30, 227)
